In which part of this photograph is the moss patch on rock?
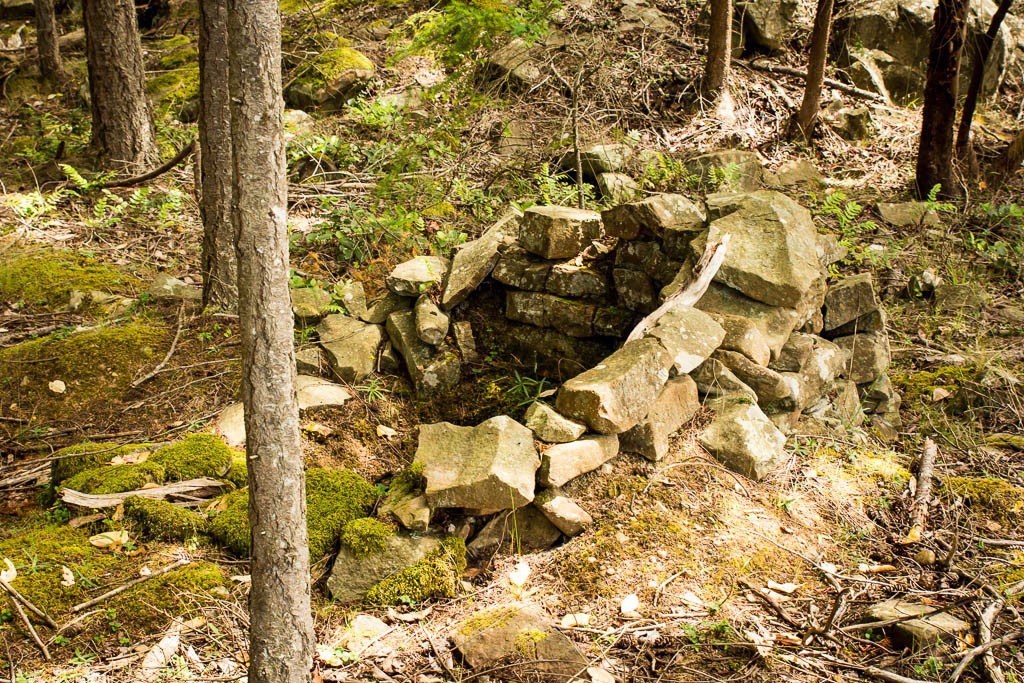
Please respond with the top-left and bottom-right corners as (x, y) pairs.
(225, 455), (249, 488)
(364, 536), (466, 606)
(941, 476), (1024, 525)
(284, 41), (374, 110)
(150, 434), (235, 481)
(147, 65), (200, 111)
(0, 249), (131, 308)
(0, 519), (226, 656)
(340, 517), (395, 556)
(61, 460), (166, 495)
(209, 467), (376, 561)
(893, 366), (980, 403)
(123, 496), (210, 541)
(50, 442), (153, 487)
(0, 322), (167, 426)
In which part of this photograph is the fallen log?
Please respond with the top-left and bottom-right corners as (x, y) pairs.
(61, 478), (229, 509)
(900, 437), (937, 544)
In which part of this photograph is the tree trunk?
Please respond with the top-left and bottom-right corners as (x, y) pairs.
(794, 0), (835, 140)
(226, 0), (314, 682)
(83, 0), (157, 168)
(704, 0), (732, 97)
(34, 0), (64, 84)
(915, 0), (971, 198)
(199, 0), (238, 309)
(954, 0), (1013, 173)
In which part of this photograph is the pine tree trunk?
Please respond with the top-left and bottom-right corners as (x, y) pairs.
(34, 0), (64, 84)
(954, 0), (1013, 172)
(795, 0), (835, 140)
(199, 0), (238, 309)
(226, 0), (314, 681)
(704, 0), (732, 97)
(915, 0), (971, 198)
(83, 0), (157, 168)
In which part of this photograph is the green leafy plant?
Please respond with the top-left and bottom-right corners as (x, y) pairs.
(504, 369), (547, 408)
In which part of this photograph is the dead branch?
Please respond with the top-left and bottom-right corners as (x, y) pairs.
(741, 60), (887, 103)
(627, 234), (730, 342)
(979, 601), (1008, 683)
(950, 617), (1019, 683)
(97, 139), (196, 189)
(131, 303), (186, 388)
(70, 558), (191, 613)
(900, 437), (937, 544)
(5, 593), (50, 660)
(0, 579), (57, 628)
(61, 478), (230, 509)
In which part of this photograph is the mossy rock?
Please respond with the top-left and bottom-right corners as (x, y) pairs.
(123, 496), (210, 541)
(892, 366), (980, 403)
(154, 35), (198, 70)
(147, 65), (200, 117)
(0, 249), (131, 308)
(150, 434), (235, 481)
(50, 442), (154, 487)
(940, 476), (1024, 525)
(340, 517), (395, 557)
(284, 45), (375, 111)
(61, 460), (166, 495)
(0, 322), (168, 427)
(0, 520), (227, 656)
(208, 467), (376, 561)
(364, 536), (466, 606)
(224, 455), (249, 488)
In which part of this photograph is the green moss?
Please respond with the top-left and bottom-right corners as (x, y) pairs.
(941, 476), (1024, 525)
(457, 604), (520, 636)
(340, 517), (395, 556)
(0, 322), (168, 426)
(150, 434), (235, 481)
(364, 536), (466, 606)
(987, 434), (1024, 451)
(154, 35), (198, 69)
(288, 44), (374, 97)
(147, 66), (200, 107)
(893, 366), (979, 402)
(50, 442), (153, 487)
(123, 496), (209, 541)
(208, 467), (376, 561)
(225, 455), (249, 488)
(0, 250), (130, 308)
(61, 460), (166, 495)
(386, 463), (425, 499)
(0, 520), (227, 654)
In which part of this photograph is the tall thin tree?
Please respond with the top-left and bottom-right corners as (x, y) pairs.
(915, 0), (971, 197)
(704, 0), (732, 98)
(199, 0), (238, 308)
(83, 0), (157, 167)
(954, 0), (1013, 172)
(794, 0), (835, 139)
(34, 0), (64, 84)
(226, 1), (314, 682)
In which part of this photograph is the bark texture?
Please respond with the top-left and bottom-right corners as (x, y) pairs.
(915, 0), (971, 198)
(83, 0), (157, 167)
(199, 0), (238, 309)
(34, 0), (64, 84)
(795, 0), (835, 139)
(227, 0), (315, 681)
(954, 0), (1013, 171)
(703, 0), (732, 97)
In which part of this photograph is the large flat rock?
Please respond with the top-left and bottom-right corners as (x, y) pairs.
(538, 434), (620, 487)
(644, 302), (726, 374)
(414, 416), (539, 511)
(318, 314), (384, 382)
(695, 283), (801, 360)
(386, 256), (450, 297)
(440, 211), (519, 309)
(519, 205), (604, 260)
(699, 398), (787, 480)
(327, 534), (442, 602)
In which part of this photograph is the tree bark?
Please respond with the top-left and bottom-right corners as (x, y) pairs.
(704, 0), (732, 97)
(794, 0), (835, 139)
(34, 0), (64, 84)
(226, 0), (314, 682)
(915, 0), (971, 198)
(83, 0), (157, 168)
(954, 0), (1013, 172)
(199, 0), (238, 309)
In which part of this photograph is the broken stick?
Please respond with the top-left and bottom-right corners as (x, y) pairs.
(61, 478), (230, 509)
(900, 436), (937, 544)
(5, 593), (50, 660)
(0, 579), (57, 629)
(71, 558), (191, 613)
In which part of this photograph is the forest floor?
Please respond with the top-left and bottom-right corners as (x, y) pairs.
(1, 0), (1024, 681)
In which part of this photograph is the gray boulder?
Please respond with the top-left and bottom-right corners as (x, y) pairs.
(613, 268), (657, 312)
(684, 150), (764, 191)
(555, 338), (671, 434)
(711, 313), (772, 367)
(615, 240), (684, 284)
(415, 295), (449, 346)
(863, 599), (971, 650)
(699, 398), (788, 480)
(695, 283), (802, 360)
(525, 402), (587, 443)
(336, 280), (368, 319)
(484, 39), (544, 88)
(601, 193), (706, 245)
(386, 310), (461, 396)
(327, 534), (442, 602)
(621, 375), (699, 460)
(467, 506), (562, 557)
(519, 205), (604, 260)
(644, 303), (727, 374)
(713, 350), (797, 406)
(440, 211), (520, 309)
(361, 291), (411, 324)
(824, 273), (881, 334)
(414, 416), (539, 511)
(596, 172), (641, 203)
(534, 489), (593, 536)
(738, 0), (797, 51)
(317, 314), (384, 382)
(148, 273), (201, 302)
(772, 331), (816, 373)
(877, 200), (940, 227)
(386, 256), (450, 297)
(539, 434), (620, 487)
(691, 358), (757, 401)
(290, 286), (333, 323)
(835, 332), (890, 384)
(547, 262), (609, 298)
(492, 247), (553, 291)
(561, 143), (634, 175)
(506, 291), (597, 338)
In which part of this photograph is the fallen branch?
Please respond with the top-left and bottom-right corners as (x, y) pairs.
(979, 601), (1008, 683)
(739, 579), (803, 630)
(627, 234), (730, 342)
(5, 593), (50, 660)
(0, 579), (57, 628)
(71, 558), (191, 613)
(97, 140), (196, 190)
(950, 615), (1018, 683)
(131, 303), (186, 388)
(900, 437), (937, 544)
(61, 478), (229, 509)
(741, 60), (887, 103)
